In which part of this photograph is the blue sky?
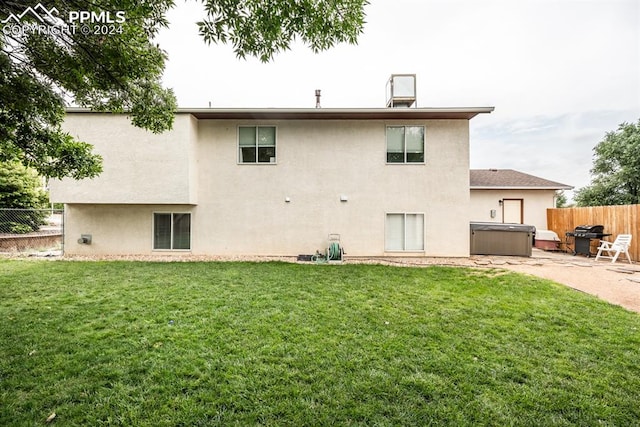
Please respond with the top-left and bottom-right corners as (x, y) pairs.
(155, 0), (640, 199)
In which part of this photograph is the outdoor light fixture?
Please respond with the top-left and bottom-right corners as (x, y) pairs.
(498, 199), (503, 206)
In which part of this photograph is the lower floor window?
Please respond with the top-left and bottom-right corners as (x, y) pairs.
(385, 213), (424, 251)
(154, 213), (191, 250)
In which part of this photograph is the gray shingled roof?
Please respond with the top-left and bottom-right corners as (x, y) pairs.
(470, 169), (573, 189)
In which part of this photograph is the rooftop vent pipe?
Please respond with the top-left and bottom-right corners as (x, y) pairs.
(315, 89), (321, 108)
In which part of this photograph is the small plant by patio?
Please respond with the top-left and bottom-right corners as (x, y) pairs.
(1, 260), (639, 426)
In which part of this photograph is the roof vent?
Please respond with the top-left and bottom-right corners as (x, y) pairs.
(386, 74), (416, 108)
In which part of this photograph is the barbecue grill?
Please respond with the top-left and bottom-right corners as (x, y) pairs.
(565, 225), (610, 257)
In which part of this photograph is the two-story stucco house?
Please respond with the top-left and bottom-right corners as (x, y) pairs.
(50, 106), (493, 257)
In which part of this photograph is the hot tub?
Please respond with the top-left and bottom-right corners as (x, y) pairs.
(470, 222), (536, 257)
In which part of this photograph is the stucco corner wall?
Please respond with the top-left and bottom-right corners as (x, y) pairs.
(50, 113), (197, 205)
(63, 204), (195, 256)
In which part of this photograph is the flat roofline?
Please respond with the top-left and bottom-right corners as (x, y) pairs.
(471, 185), (574, 190)
(65, 107), (495, 120)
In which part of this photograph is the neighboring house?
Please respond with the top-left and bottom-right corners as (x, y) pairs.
(50, 106), (493, 257)
(470, 169), (573, 230)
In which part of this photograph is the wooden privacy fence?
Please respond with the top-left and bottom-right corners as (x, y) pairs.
(547, 204), (639, 262)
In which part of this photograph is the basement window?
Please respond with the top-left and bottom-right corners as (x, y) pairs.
(153, 213), (191, 250)
(385, 213), (424, 251)
(239, 126), (276, 163)
(386, 126), (425, 163)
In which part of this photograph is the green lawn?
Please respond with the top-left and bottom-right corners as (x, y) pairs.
(1, 260), (639, 426)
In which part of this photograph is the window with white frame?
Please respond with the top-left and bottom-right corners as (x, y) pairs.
(386, 126), (425, 163)
(239, 126), (276, 163)
(153, 213), (191, 250)
(385, 213), (424, 251)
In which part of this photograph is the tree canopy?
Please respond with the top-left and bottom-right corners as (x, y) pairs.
(574, 119), (640, 206)
(198, 0), (368, 62)
(554, 190), (568, 208)
(1, 0), (368, 179)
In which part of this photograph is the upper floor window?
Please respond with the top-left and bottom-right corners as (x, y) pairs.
(386, 126), (425, 163)
(239, 126), (276, 163)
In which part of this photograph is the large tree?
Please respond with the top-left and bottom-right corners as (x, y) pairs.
(1, 0), (368, 179)
(574, 119), (640, 206)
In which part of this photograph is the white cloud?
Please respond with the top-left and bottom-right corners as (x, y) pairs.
(470, 109), (637, 198)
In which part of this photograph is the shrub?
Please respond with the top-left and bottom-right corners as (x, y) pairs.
(0, 161), (49, 233)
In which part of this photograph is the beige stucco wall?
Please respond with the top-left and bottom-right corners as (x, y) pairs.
(470, 189), (556, 230)
(50, 113), (198, 204)
(63, 204), (195, 255)
(194, 119), (470, 257)
(58, 115), (471, 257)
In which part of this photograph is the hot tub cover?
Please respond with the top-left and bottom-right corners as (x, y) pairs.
(470, 222), (536, 233)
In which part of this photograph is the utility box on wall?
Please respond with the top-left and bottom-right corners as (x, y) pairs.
(470, 222), (535, 257)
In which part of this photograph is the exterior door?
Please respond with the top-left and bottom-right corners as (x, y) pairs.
(503, 199), (523, 224)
